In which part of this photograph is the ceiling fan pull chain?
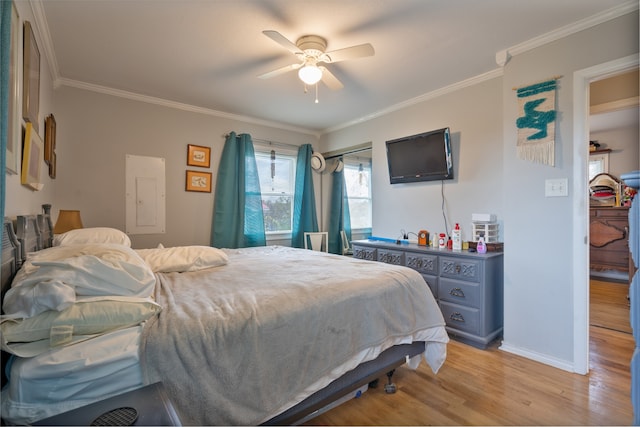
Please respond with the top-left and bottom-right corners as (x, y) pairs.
(315, 83), (319, 104)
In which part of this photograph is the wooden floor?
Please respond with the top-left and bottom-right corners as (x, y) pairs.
(305, 280), (634, 426)
(590, 278), (631, 333)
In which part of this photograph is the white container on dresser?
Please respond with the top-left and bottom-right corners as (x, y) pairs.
(352, 239), (504, 349)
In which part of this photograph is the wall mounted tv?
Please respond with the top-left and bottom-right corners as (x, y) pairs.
(385, 127), (453, 184)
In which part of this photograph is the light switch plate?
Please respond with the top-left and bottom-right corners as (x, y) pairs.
(545, 178), (568, 197)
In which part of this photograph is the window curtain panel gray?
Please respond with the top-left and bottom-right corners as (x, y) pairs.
(328, 160), (351, 254)
(291, 144), (318, 248)
(0, 0), (11, 247)
(211, 132), (266, 248)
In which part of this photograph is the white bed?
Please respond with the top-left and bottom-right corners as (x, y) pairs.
(0, 219), (448, 425)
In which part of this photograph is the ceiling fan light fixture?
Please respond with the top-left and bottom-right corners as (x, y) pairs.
(298, 64), (322, 85)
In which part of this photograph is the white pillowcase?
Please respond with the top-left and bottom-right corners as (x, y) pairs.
(54, 227), (131, 247)
(135, 245), (228, 273)
(3, 244), (156, 318)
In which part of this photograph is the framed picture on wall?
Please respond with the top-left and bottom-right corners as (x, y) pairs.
(21, 123), (44, 191)
(22, 21), (40, 133)
(186, 170), (212, 192)
(6, 3), (21, 174)
(44, 114), (56, 165)
(187, 144), (211, 168)
(49, 152), (57, 179)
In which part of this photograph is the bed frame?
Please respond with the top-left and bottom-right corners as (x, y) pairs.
(0, 211), (425, 425)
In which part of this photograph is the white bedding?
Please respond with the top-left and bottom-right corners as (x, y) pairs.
(141, 246), (448, 425)
(1, 244), (448, 425)
(1, 326), (144, 424)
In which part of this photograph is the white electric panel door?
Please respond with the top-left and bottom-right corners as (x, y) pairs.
(125, 155), (166, 234)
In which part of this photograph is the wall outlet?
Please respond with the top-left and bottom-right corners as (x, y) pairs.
(545, 178), (568, 197)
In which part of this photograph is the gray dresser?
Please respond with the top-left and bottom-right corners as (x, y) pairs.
(352, 239), (504, 349)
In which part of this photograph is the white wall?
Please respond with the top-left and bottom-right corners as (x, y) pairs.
(321, 10), (638, 371)
(500, 11), (638, 369)
(5, 1), (57, 218)
(320, 77), (504, 243)
(590, 119), (640, 178)
(51, 86), (317, 248)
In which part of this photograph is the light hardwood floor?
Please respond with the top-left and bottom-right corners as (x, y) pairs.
(305, 280), (634, 426)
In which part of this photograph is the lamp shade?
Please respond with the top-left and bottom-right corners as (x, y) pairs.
(298, 65), (322, 85)
(54, 210), (84, 234)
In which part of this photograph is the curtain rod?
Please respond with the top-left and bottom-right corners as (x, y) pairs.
(223, 133), (303, 151)
(322, 142), (372, 160)
(253, 138), (301, 151)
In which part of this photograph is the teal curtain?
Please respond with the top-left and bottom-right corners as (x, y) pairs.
(291, 144), (318, 248)
(0, 0), (12, 248)
(328, 159), (351, 254)
(211, 132), (266, 248)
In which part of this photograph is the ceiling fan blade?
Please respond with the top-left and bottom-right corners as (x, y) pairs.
(319, 66), (344, 90)
(258, 63), (301, 79)
(324, 43), (374, 63)
(262, 30), (302, 55)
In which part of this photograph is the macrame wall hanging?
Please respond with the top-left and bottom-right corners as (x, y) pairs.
(514, 76), (561, 167)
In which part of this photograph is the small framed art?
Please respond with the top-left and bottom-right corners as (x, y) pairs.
(44, 114), (56, 165)
(186, 170), (212, 192)
(187, 144), (211, 168)
(49, 152), (57, 179)
(22, 123), (44, 190)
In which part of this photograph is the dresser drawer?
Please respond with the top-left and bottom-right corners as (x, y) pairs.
(439, 257), (481, 282)
(377, 248), (404, 265)
(421, 274), (438, 299)
(353, 245), (376, 261)
(439, 301), (480, 335)
(405, 252), (438, 275)
(439, 277), (481, 308)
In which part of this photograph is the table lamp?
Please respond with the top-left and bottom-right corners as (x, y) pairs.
(54, 210), (84, 234)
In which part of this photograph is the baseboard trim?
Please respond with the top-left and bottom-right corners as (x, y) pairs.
(499, 342), (576, 374)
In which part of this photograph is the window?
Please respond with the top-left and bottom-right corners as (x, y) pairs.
(343, 158), (372, 230)
(255, 149), (296, 234)
(589, 151), (609, 181)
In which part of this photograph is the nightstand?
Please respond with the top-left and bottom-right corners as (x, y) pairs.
(33, 382), (182, 426)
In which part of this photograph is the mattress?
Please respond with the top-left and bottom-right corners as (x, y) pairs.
(1, 326), (144, 424)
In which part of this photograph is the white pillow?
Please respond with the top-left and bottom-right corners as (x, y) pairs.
(135, 245), (228, 273)
(3, 244), (156, 318)
(1, 297), (161, 357)
(54, 227), (131, 247)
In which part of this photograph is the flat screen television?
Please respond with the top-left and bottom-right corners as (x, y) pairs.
(385, 127), (453, 184)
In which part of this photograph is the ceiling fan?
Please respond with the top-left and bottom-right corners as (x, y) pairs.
(258, 30), (375, 91)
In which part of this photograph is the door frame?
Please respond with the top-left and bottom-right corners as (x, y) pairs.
(572, 53), (639, 374)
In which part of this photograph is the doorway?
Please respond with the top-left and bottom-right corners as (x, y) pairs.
(572, 53), (639, 374)
(587, 70), (638, 334)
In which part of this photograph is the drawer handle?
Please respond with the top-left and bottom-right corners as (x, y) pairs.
(450, 287), (465, 298)
(450, 312), (465, 323)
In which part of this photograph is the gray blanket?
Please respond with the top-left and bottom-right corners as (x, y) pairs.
(140, 246), (446, 425)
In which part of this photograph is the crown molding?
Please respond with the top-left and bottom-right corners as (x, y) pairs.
(30, 0), (61, 86)
(324, 68), (504, 134)
(58, 78), (320, 138)
(31, 0), (638, 138)
(500, 0), (639, 59)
